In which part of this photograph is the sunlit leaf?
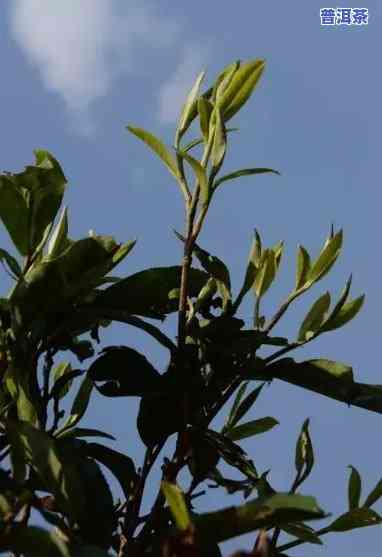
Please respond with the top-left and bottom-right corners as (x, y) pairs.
(176, 70), (205, 141)
(329, 508), (382, 532)
(162, 481), (191, 531)
(307, 230), (343, 286)
(295, 245), (311, 291)
(214, 168), (280, 191)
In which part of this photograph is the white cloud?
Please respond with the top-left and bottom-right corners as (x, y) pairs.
(158, 45), (211, 125)
(9, 0), (180, 131)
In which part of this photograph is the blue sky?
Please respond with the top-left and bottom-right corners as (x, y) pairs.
(0, 1), (380, 555)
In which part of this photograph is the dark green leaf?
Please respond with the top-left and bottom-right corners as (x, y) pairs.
(59, 375), (93, 432)
(348, 465), (362, 510)
(329, 508), (382, 532)
(96, 266), (208, 319)
(55, 428), (115, 441)
(137, 390), (182, 447)
(194, 493), (325, 543)
(0, 248), (22, 278)
(214, 168), (280, 191)
(47, 206), (69, 258)
(295, 245), (311, 291)
(88, 345), (162, 397)
(230, 384), (265, 427)
(297, 292), (331, 341)
(226, 417), (279, 441)
(51, 362), (74, 399)
(0, 176), (30, 255)
(6, 419), (85, 521)
(281, 522), (322, 545)
(0, 525), (70, 557)
(83, 442), (138, 500)
(225, 382), (249, 429)
(294, 419), (314, 488)
(364, 477), (382, 508)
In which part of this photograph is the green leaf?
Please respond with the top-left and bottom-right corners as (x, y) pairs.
(210, 107), (227, 178)
(51, 362), (73, 399)
(178, 150), (209, 205)
(348, 465), (362, 510)
(213, 61), (240, 102)
(6, 419), (85, 521)
(127, 126), (179, 181)
(83, 442), (138, 500)
(59, 375), (93, 432)
(281, 522), (323, 545)
(0, 248), (22, 278)
(217, 59), (265, 122)
(321, 294), (365, 333)
(176, 70), (205, 141)
(183, 128), (238, 153)
(225, 382), (249, 429)
(194, 493), (325, 543)
(329, 508), (382, 532)
(307, 230), (343, 285)
(364, 477), (382, 508)
(198, 97), (213, 141)
(214, 168), (280, 191)
(227, 383), (265, 429)
(46, 206), (69, 258)
(162, 481), (191, 531)
(137, 390), (182, 447)
(226, 417), (279, 441)
(55, 428), (115, 441)
(0, 176), (30, 255)
(0, 526), (70, 557)
(254, 249), (276, 299)
(88, 345), (162, 397)
(295, 245), (311, 291)
(298, 291), (331, 341)
(96, 266), (208, 319)
(75, 456), (116, 548)
(294, 419), (314, 488)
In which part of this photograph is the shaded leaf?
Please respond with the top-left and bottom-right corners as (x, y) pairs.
(0, 248), (22, 278)
(59, 375), (93, 432)
(55, 428), (115, 441)
(0, 525), (70, 557)
(348, 465), (362, 510)
(88, 346), (162, 397)
(51, 362), (74, 399)
(83, 442), (138, 500)
(364, 477), (382, 508)
(194, 493), (325, 543)
(281, 522), (322, 545)
(230, 384), (265, 427)
(329, 508), (382, 532)
(294, 419), (314, 489)
(226, 417), (279, 441)
(96, 266), (208, 319)
(47, 206), (69, 258)
(225, 382), (249, 429)
(321, 295), (365, 333)
(6, 419), (85, 521)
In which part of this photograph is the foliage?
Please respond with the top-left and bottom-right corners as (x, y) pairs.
(0, 59), (379, 557)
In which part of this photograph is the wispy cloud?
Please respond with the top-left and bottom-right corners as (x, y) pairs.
(9, 0), (180, 133)
(158, 45), (211, 125)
